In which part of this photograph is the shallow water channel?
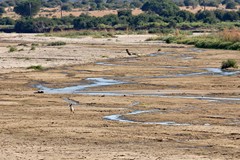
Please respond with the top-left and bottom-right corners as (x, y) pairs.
(34, 50), (240, 125)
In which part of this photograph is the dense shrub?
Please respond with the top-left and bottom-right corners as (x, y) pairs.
(15, 18), (55, 33)
(227, 42), (240, 50)
(217, 41), (234, 49)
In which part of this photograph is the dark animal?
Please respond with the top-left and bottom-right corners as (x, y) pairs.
(126, 49), (131, 56)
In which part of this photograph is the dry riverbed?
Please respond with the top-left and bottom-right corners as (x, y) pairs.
(0, 33), (240, 160)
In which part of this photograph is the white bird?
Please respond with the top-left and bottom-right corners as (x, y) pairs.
(69, 103), (75, 114)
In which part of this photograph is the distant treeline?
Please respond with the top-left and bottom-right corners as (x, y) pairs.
(0, 9), (239, 33)
(1, 0), (240, 11)
(0, 0), (240, 33)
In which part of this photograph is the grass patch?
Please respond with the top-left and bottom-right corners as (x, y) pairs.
(101, 55), (109, 58)
(157, 28), (240, 50)
(145, 36), (163, 41)
(30, 46), (36, 50)
(27, 65), (44, 71)
(221, 59), (238, 69)
(8, 46), (17, 52)
(47, 41), (66, 46)
(31, 43), (39, 47)
(43, 30), (117, 38)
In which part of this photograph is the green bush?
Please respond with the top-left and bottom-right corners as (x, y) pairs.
(195, 40), (207, 48)
(30, 46), (36, 50)
(47, 41), (66, 46)
(178, 38), (198, 45)
(221, 59), (238, 69)
(31, 43), (39, 46)
(9, 46), (17, 52)
(165, 36), (177, 44)
(217, 41), (234, 49)
(27, 65), (44, 70)
(227, 42), (240, 50)
(194, 39), (220, 49)
(0, 17), (15, 25)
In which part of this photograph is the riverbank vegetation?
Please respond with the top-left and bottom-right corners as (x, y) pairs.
(158, 28), (240, 50)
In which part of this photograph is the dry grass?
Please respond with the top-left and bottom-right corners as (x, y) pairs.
(3, 7), (142, 19)
(219, 28), (240, 42)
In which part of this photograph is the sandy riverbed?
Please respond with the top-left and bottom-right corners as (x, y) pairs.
(0, 33), (240, 160)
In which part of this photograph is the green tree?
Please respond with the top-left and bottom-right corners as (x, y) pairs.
(184, 0), (198, 8)
(214, 9), (225, 20)
(223, 11), (239, 21)
(177, 10), (196, 22)
(222, 0), (233, 5)
(14, 0), (41, 17)
(4, 0), (16, 7)
(130, 0), (143, 8)
(195, 10), (218, 23)
(0, 17), (15, 25)
(226, 2), (237, 9)
(61, 3), (72, 11)
(117, 10), (132, 17)
(15, 17), (54, 33)
(73, 14), (99, 29)
(141, 0), (180, 17)
(0, 7), (6, 17)
(61, 0), (69, 3)
(173, 0), (185, 6)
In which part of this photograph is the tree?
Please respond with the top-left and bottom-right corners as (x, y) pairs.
(184, 0), (198, 8)
(0, 7), (6, 17)
(226, 2), (237, 9)
(195, 10), (218, 23)
(45, 0), (61, 7)
(173, 0), (185, 6)
(222, 0), (233, 5)
(130, 0), (143, 8)
(177, 10), (196, 22)
(61, 3), (72, 11)
(223, 11), (239, 21)
(4, 0), (16, 7)
(61, 0), (69, 3)
(14, 17), (54, 33)
(73, 14), (99, 29)
(214, 9), (225, 20)
(14, 0), (41, 17)
(117, 10), (132, 17)
(141, 0), (180, 17)
(0, 17), (15, 25)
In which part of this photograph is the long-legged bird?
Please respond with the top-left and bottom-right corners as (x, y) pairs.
(69, 103), (75, 114)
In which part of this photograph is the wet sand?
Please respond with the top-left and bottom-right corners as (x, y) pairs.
(0, 33), (240, 160)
